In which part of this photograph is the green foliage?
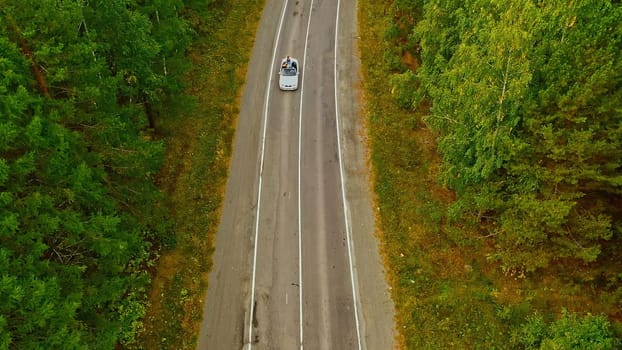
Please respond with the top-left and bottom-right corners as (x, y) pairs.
(136, 0), (265, 347)
(516, 310), (616, 350)
(389, 70), (418, 110)
(398, 0), (622, 272)
(0, 0), (189, 347)
(364, 0), (622, 348)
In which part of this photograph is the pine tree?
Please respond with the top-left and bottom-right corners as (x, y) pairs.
(1, 0), (189, 346)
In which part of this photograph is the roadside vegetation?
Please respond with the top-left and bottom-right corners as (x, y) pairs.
(136, 0), (264, 349)
(359, 0), (621, 348)
(0, 0), (263, 349)
(0, 1), (188, 348)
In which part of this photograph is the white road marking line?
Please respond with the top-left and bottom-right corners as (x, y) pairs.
(247, 0), (289, 348)
(334, 0), (363, 348)
(248, 1), (359, 349)
(298, 1), (315, 348)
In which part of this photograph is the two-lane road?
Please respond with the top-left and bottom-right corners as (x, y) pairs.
(197, 0), (395, 349)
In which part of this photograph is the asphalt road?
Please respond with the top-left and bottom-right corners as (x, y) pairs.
(197, 1), (395, 349)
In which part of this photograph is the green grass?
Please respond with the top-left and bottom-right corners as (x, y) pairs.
(133, 1), (265, 349)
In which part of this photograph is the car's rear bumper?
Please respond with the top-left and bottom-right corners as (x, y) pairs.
(279, 84), (298, 91)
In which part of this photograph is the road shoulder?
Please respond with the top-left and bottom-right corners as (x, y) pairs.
(337, 1), (397, 348)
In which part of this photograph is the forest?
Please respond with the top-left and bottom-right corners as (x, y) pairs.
(0, 0), (191, 348)
(365, 0), (621, 348)
(401, 0), (621, 272)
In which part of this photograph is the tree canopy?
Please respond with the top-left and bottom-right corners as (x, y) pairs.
(400, 0), (622, 273)
(365, 0), (621, 347)
(0, 0), (189, 347)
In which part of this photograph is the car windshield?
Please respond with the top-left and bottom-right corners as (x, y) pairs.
(281, 67), (297, 76)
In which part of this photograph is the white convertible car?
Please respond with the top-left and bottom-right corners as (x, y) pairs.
(278, 56), (299, 91)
